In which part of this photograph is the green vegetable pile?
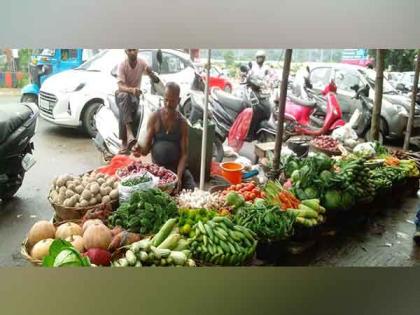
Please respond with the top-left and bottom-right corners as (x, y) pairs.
(108, 188), (178, 235)
(113, 219), (195, 267)
(369, 166), (407, 191)
(177, 208), (217, 237)
(233, 200), (296, 241)
(42, 239), (90, 267)
(121, 174), (152, 187)
(189, 216), (257, 266)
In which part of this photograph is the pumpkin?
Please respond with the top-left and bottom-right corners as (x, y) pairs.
(83, 224), (112, 250)
(31, 238), (54, 260)
(55, 222), (83, 239)
(82, 219), (104, 234)
(27, 221), (56, 246)
(65, 235), (85, 253)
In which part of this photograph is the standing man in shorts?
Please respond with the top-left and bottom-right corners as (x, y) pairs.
(116, 49), (159, 154)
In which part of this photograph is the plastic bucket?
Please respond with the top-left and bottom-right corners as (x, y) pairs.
(220, 162), (244, 184)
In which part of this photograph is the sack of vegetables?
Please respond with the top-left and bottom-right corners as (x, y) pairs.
(118, 172), (157, 204)
(48, 171), (119, 221)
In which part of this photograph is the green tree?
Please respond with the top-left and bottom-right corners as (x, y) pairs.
(368, 49), (417, 71)
(223, 50), (235, 67)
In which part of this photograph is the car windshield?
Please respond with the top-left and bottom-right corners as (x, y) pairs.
(362, 69), (397, 94)
(77, 49), (125, 72)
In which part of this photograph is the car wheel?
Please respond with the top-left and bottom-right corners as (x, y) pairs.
(224, 85), (232, 93)
(82, 102), (101, 138)
(181, 99), (193, 120)
(21, 93), (38, 105)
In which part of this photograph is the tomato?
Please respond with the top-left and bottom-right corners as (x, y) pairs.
(251, 188), (259, 195)
(248, 183), (256, 190)
(261, 192), (266, 198)
(235, 184), (242, 191)
(249, 193), (256, 200)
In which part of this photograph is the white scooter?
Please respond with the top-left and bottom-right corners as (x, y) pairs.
(93, 77), (165, 162)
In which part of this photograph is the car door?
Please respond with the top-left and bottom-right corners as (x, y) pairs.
(333, 68), (363, 121)
(157, 51), (194, 96)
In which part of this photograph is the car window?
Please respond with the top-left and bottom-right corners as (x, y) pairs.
(159, 52), (186, 74)
(139, 51), (153, 68)
(334, 69), (362, 92)
(310, 67), (332, 89)
(78, 49), (125, 72)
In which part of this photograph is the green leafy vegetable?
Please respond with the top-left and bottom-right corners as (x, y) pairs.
(42, 239), (90, 267)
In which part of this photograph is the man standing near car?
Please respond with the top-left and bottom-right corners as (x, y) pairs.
(116, 49), (159, 154)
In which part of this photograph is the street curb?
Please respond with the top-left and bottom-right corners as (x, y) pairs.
(0, 88), (20, 96)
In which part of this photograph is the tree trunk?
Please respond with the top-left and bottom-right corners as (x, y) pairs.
(370, 49), (386, 141)
(403, 50), (420, 150)
(273, 49), (293, 174)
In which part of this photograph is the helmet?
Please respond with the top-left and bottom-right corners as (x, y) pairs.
(255, 50), (266, 58)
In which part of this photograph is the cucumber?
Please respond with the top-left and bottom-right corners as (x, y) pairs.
(151, 218), (177, 247)
(216, 227), (229, 238)
(214, 230), (227, 241)
(227, 242), (237, 254)
(203, 235), (208, 247)
(157, 233), (181, 250)
(125, 250), (137, 266)
(204, 223), (214, 239)
(219, 241), (230, 253)
(197, 221), (206, 234)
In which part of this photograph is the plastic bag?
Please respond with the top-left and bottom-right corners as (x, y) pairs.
(97, 155), (135, 176)
(353, 142), (376, 158)
(118, 171), (158, 203)
(228, 108), (253, 152)
(331, 123), (358, 142)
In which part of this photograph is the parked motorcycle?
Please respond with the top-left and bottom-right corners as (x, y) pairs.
(184, 65), (276, 161)
(0, 102), (39, 201)
(93, 79), (165, 161)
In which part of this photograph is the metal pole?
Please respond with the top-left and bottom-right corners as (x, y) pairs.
(370, 49), (385, 141)
(199, 49), (211, 190)
(273, 49), (293, 173)
(403, 51), (420, 150)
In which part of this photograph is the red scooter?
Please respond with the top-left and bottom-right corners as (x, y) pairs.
(283, 80), (346, 136)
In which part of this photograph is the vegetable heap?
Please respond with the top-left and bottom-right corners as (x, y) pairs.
(49, 172), (119, 208)
(117, 161), (177, 186)
(287, 199), (326, 228)
(310, 135), (340, 154)
(120, 173), (152, 187)
(108, 188), (178, 235)
(233, 199), (295, 241)
(221, 181), (263, 202)
(177, 208), (217, 237)
(189, 216), (257, 266)
(264, 181), (300, 210)
(113, 219), (195, 267)
(176, 188), (225, 209)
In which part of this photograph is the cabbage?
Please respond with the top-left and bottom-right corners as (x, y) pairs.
(341, 191), (355, 210)
(323, 190), (342, 210)
(304, 187), (319, 199)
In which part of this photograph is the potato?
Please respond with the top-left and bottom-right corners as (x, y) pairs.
(56, 176), (66, 187)
(50, 190), (58, 200)
(102, 195), (111, 203)
(72, 194), (80, 202)
(95, 193), (102, 201)
(75, 185), (84, 194)
(100, 187), (108, 196)
(113, 182), (119, 189)
(109, 189), (118, 200)
(52, 177), (58, 187)
(106, 177), (115, 186)
(63, 199), (72, 207)
(90, 183), (100, 195)
(58, 192), (66, 204)
(81, 190), (92, 200)
(89, 198), (97, 205)
(95, 172), (105, 178)
(80, 200), (89, 207)
(65, 190), (75, 198)
(97, 178), (105, 185)
(75, 203), (81, 207)
(59, 186), (67, 194)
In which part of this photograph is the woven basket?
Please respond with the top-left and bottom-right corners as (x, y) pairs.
(309, 143), (341, 157)
(49, 197), (118, 221)
(21, 219), (82, 266)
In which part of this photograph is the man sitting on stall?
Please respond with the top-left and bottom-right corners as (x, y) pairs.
(132, 82), (196, 193)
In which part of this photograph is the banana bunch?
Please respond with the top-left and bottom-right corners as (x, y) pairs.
(189, 216), (257, 266)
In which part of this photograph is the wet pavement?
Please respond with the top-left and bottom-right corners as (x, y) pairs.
(0, 94), (419, 266)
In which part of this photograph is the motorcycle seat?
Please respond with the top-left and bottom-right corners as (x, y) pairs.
(0, 103), (33, 144)
(288, 94), (317, 107)
(212, 89), (246, 112)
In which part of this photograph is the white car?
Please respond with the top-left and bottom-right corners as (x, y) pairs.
(38, 49), (196, 137)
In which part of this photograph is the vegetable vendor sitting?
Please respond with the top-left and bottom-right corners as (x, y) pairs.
(132, 82), (196, 193)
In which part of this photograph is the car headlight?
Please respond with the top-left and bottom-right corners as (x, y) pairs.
(394, 104), (408, 117)
(61, 82), (85, 93)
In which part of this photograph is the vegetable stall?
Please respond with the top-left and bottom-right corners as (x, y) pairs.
(20, 139), (420, 267)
